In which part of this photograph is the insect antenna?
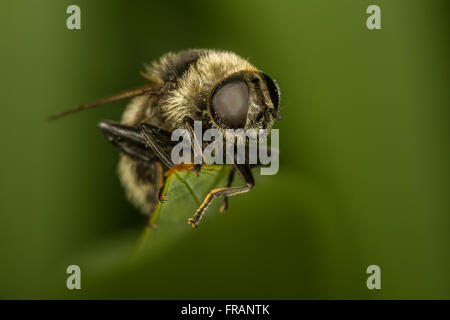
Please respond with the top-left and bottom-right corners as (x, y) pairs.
(47, 85), (159, 121)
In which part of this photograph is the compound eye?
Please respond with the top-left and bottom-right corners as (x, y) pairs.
(212, 81), (249, 128)
(261, 73), (280, 110)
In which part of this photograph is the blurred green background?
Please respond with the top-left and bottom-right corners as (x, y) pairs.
(0, 0), (449, 299)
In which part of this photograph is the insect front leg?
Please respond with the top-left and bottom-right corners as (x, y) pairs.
(99, 120), (176, 205)
(188, 164), (255, 228)
(139, 123), (175, 169)
(220, 167), (235, 212)
(99, 120), (155, 162)
(139, 123), (178, 204)
(98, 120), (175, 168)
(183, 117), (203, 176)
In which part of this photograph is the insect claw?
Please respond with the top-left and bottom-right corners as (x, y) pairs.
(220, 200), (228, 213)
(159, 194), (168, 203)
(187, 218), (198, 228)
(158, 185), (168, 203)
(188, 210), (204, 227)
(194, 164), (201, 177)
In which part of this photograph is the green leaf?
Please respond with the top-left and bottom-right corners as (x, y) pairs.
(73, 164), (233, 279)
(130, 164), (232, 260)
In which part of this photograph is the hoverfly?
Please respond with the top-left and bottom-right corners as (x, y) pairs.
(50, 49), (281, 227)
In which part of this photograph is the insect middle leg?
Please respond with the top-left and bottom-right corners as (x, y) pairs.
(98, 120), (175, 167)
(188, 164), (254, 228)
(99, 120), (176, 204)
(139, 123), (174, 169)
(183, 117), (203, 175)
(220, 167), (235, 212)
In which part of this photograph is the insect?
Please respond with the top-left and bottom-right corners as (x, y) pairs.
(49, 49), (281, 227)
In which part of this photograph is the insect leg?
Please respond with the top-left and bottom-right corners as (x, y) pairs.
(220, 167), (236, 212)
(158, 184), (168, 203)
(139, 123), (175, 169)
(98, 120), (175, 169)
(147, 161), (165, 227)
(183, 118), (203, 175)
(188, 164), (255, 228)
(99, 120), (155, 163)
